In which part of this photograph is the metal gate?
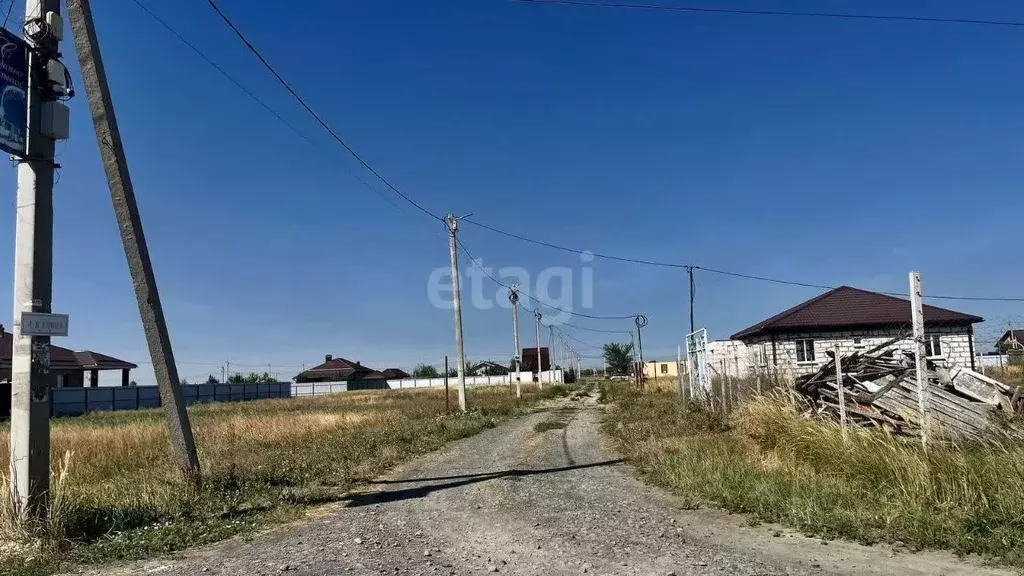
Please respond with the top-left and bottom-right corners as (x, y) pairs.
(686, 328), (712, 402)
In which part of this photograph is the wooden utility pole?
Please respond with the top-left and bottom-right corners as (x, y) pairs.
(909, 271), (929, 449)
(67, 0), (200, 481)
(10, 0), (61, 522)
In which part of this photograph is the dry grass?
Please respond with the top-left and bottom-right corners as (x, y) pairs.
(0, 384), (562, 575)
(601, 383), (1024, 567)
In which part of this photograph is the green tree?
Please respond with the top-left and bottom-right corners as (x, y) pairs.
(412, 364), (440, 378)
(205, 374), (220, 384)
(603, 342), (634, 375)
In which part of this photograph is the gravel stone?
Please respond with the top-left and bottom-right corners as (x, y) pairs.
(75, 396), (1017, 576)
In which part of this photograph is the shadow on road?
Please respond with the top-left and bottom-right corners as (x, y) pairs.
(343, 459), (624, 508)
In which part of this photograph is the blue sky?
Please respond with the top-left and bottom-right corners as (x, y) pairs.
(3, 0), (1024, 384)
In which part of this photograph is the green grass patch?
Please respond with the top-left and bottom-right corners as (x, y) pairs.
(600, 382), (1024, 567)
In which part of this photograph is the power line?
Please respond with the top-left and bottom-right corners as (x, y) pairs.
(549, 325), (605, 350)
(514, 0), (1024, 28)
(127, 0), (418, 217)
(457, 238), (638, 320)
(464, 218), (688, 268)
(560, 320), (632, 335)
(137, 1), (1024, 305)
(465, 218), (1024, 302)
(204, 0), (443, 221)
(2, 0), (15, 30)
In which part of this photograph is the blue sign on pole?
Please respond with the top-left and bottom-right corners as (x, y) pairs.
(0, 28), (28, 158)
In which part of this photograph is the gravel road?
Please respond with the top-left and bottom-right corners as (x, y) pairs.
(88, 394), (1017, 576)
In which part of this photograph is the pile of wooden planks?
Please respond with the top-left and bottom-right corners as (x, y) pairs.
(795, 337), (1023, 440)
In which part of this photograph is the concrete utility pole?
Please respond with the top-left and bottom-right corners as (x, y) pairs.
(687, 266), (695, 334)
(10, 0), (61, 521)
(635, 315), (648, 389)
(509, 287), (522, 399)
(630, 331), (636, 383)
(909, 271), (929, 449)
(68, 0), (201, 481)
(549, 325), (556, 382)
(676, 345), (686, 402)
(534, 311), (543, 388)
(560, 337), (567, 381)
(444, 214), (467, 411)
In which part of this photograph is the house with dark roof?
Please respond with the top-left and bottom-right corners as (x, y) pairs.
(730, 286), (983, 376)
(467, 360), (510, 376)
(293, 355), (387, 384)
(996, 330), (1024, 352)
(381, 368), (411, 380)
(0, 324), (139, 418)
(520, 347), (550, 375)
(0, 324), (138, 388)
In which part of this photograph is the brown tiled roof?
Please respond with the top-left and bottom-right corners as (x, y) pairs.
(304, 357), (364, 373)
(360, 370), (391, 380)
(74, 351), (138, 370)
(731, 286), (983, 341)
(294, 356), (386, 382)
(381, 368), (411, 379)
(0, 332), (125, 370)
(997, 330), (1024, 348)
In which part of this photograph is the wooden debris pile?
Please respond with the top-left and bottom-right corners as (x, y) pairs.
(795, 337), (1023, 439)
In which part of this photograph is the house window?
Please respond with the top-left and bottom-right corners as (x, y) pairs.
(925, 334), (943, 357)
(660, 363), (668, 374)
(56, 374), (67, 388)
(795, 339), (816, 363)
(755, 344), (768, 367)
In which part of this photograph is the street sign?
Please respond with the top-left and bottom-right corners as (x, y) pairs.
(20, 312), (69, 337)
(0, 28), (28, 157)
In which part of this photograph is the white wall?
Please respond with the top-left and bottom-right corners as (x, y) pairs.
(49, 370), (563, 418)
(707, 340), (752, 379)
(744, 325), (976, 378)
(385, 371), (566, 389)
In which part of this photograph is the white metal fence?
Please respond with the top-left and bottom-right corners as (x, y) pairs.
(49, 370), (564, 417)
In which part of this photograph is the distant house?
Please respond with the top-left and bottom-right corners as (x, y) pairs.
(381, 368), (411, 379)
(520, 347), (550, 373)
(467, 360), (509, 376)
(0, 324), (138, 418)
(997, 330), (1024, 352)
(731, 286), (983, 377)
(294, 355), (382, 383)
(642, 360), (680, 379)
(0, 325), (137, 388)
(996, 330), (1024, 365)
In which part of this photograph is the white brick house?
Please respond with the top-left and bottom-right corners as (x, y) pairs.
(731, 286), (983, 378)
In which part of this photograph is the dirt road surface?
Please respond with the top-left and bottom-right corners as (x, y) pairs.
(87, 395), (1016, 576)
